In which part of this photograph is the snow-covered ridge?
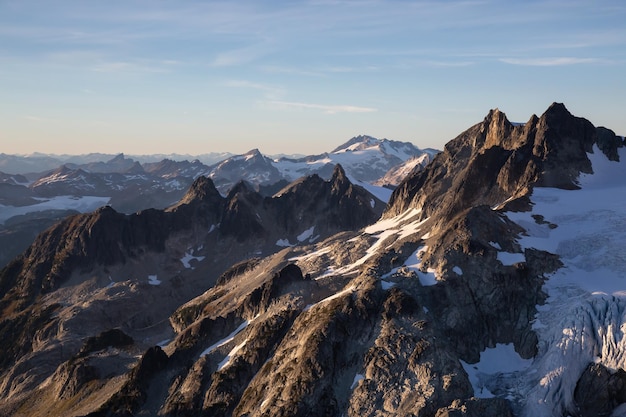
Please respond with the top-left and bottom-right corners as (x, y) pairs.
(273, 135), (434, 184)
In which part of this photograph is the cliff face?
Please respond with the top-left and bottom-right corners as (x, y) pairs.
(386, 102), (617, 222)
(1, 104), (625, 417)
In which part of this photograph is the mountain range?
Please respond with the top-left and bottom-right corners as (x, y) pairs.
(0, 103), (625, 416)
(0, 136), (435, 270)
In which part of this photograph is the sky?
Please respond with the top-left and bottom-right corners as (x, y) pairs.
(1, 0), (625, 156)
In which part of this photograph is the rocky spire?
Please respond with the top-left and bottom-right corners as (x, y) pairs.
(330, 163), (349, 195)
(175, 176), (222, 206)
(385, 102), (614, 220)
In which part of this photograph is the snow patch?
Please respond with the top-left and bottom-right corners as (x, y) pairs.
(297, 226), (316, 242)
(365, 208), (421, 234)
(489, 241), (502, 250)
(380, 280), (395, 290)
(497, 251), (526, 265)
(453, 266), (463, 275)
(350, 373), (365, 389)
(157, 339), (171, 347)
(180, 252), (206, 269)
(106, 275), (115, 288)
(200, 318), (255, 358)
(276, 238), (294, 247)
(352, 178), (393, 203)
(217, 340), (247, 371)
(148, 275), (161, 285)
(460, 343), (532, 399)
(381, 245), (438, 285)
(304, 285), (355, 311)
(403, 246), (437, 286)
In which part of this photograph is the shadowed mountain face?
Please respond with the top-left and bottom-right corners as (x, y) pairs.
(0, 104), (625, 417)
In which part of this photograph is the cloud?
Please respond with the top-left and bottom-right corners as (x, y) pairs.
(210, 43), (273, 67)
(499, 57), (600, 66)
(23, 115), (57, 123)
(268, 101), (377, 114)
(90, 60), (170, 73)
(225, 80), (284, 99)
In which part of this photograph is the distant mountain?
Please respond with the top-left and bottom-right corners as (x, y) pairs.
(373, 152), (434, 187)
(275, 135), (433, 183)
(0, 152), (237, 175)
(0, 136), (434, 269)
(202, 149), (284, 194)
(195, 135), (435, 195)
(0, 172), (29, 186)
(64, 153), (141, 174)
(142, 158), (210, 179)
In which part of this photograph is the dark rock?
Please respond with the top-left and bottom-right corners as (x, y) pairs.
(572, 362), (626, 417)
(595, 126), (624, 161)
(220, 181), (266, 240)
(86, 346), (169, 417)
(77, 329), (134, 358)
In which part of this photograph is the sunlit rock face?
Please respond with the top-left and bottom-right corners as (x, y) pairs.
(1, 103), (625, 417)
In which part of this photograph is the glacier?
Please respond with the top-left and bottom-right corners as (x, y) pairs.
(477, 145), (626, 416)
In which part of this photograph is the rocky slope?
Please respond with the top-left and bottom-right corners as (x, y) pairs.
(0, 103), (625, 417)
(0, 165), (383, 416)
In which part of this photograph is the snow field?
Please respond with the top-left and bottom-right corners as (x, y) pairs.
(0, 195), (111, 224)
(472, 145), (626, 416)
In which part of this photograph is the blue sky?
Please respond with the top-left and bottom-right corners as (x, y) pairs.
(1, 0), (625, 156)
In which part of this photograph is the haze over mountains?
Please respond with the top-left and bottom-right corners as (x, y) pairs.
(0, 136), (436, 270)
(1, 104), (626, 416)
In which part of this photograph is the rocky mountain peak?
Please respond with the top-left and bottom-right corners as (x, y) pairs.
(226, 180), (252, 200)
(331, 163), (348, 185)
(482, 107), (515, 149)
(386, 103), (622, 220)
(543, 101), (571, 119)
(108, 153), (126, 163)
(124, 160), (145, 174)
(174, 175), (222, 206)
(331, 135), (378, 152)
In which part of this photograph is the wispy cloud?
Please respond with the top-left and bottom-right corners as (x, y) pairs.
(210, 43), (274, 67)
(23, 115), (57, 123)
(90, 60), (170, 73)
(260, 65), (324, 77)
(260, 64), (379, 77)
(41, 50), (179, 74)
(268, 101), (377, 114)
(225, 80), (284, 99)
(499, 57), (601, 66)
